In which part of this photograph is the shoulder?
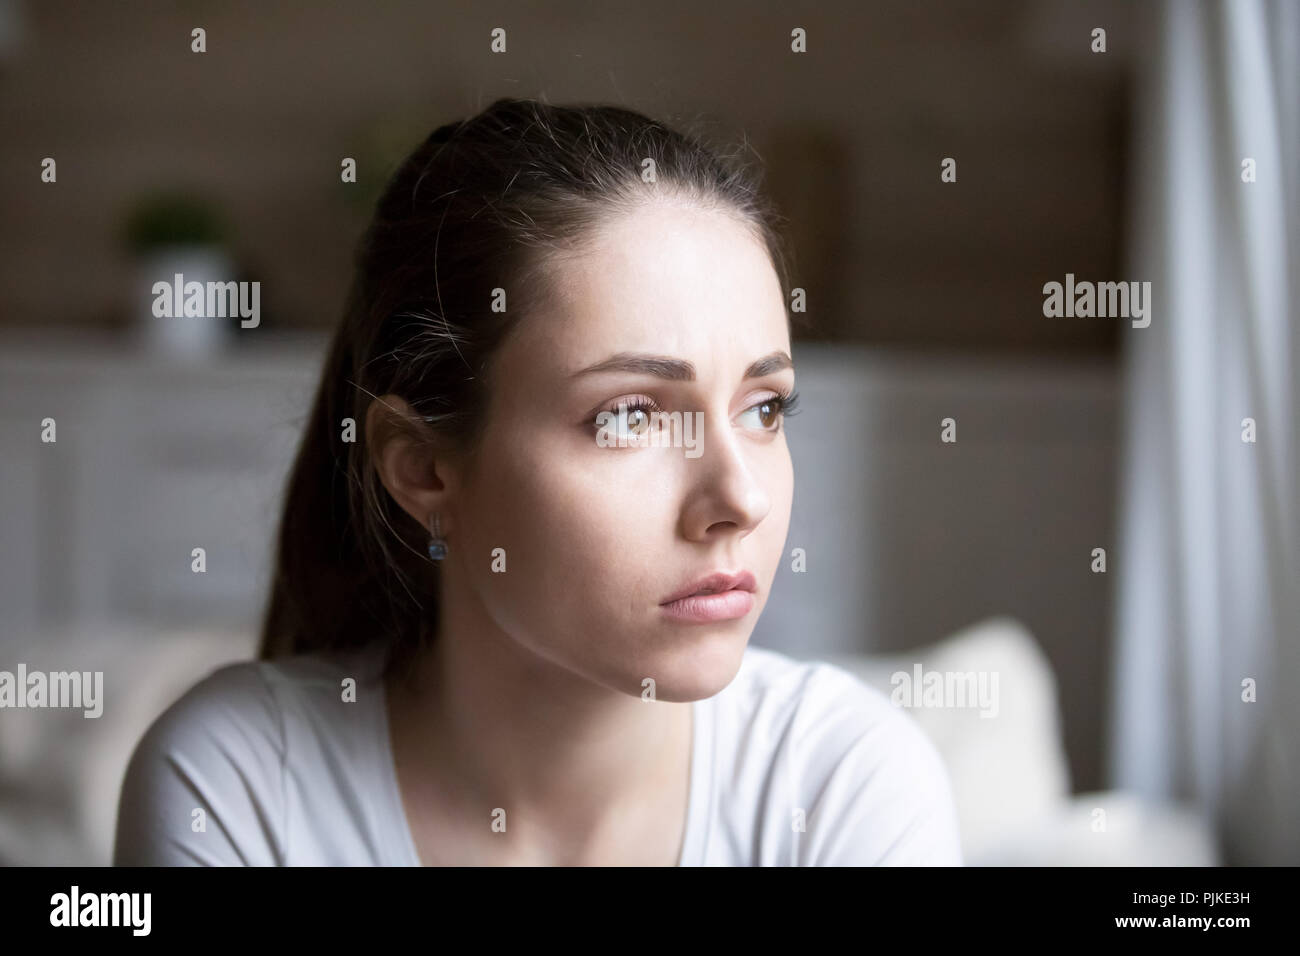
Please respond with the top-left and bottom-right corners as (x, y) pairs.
(113, 659), (286, 865)
(723, 644), (909, 752)
(113, 644), (385, 866)
(129, 643), (382, 752)
(716, 645), (963, 866)
(128, 655), (298, 775)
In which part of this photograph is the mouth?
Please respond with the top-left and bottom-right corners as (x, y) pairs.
(659, 569), (757, 623)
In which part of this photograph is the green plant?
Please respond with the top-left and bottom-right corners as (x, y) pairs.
(122, 192), (228, 253)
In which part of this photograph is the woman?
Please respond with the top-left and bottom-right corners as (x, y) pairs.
(113, 98), (963, 866)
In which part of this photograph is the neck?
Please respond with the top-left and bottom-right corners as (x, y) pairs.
(385, 570), (692, 858)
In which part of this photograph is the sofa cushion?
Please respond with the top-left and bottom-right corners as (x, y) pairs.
(818, 615), (1072, 864)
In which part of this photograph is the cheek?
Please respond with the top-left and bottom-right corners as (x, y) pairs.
(458, 430), (669, 641)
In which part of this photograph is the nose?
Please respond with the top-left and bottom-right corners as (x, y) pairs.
(679, 416), (772, 541)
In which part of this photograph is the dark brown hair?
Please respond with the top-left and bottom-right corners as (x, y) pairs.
(257, 97), (796, 675)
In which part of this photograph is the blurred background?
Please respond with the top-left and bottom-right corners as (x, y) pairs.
(0, 0), (1295, 866)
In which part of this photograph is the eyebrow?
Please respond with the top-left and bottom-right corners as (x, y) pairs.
(571, 350), (793, 382)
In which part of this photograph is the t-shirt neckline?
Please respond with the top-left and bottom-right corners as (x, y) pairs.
(374, 669), (710, 867)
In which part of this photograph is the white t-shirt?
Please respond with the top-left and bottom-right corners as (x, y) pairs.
(113, 641), (963, 866)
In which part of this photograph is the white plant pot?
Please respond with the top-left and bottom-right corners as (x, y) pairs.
(135, 244), (237, 360)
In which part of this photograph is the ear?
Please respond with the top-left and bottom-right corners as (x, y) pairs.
(365, 394), (456, 535)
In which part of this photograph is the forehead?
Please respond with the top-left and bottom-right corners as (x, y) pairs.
(503, 200), (789, 383)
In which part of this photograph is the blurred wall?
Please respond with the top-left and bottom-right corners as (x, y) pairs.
(0, 0), (1132, 354)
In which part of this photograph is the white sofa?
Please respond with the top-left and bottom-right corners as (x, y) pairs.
(821, 615), (1219, 865)
(0, 616), (1218, 866)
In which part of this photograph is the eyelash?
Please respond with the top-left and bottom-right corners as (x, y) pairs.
(593, 388), (802, 433)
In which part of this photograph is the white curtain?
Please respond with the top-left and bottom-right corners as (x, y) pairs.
(1111, 0), (1300, 865)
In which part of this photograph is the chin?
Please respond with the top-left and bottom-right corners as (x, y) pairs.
(632, 625), (751, 702)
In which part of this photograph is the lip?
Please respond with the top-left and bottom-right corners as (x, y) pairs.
(660, 569), (758, 605)
(659, 569), (757, 623)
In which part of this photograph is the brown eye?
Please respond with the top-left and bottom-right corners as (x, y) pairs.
(739, 396), (786, 431)
(593, 396), (664, 444)
(737, 388), (799, 433)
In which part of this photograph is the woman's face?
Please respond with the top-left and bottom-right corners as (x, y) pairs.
(451, 200), (795, 702)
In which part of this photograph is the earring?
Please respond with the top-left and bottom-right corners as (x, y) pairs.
(427, 512), (448, 561)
